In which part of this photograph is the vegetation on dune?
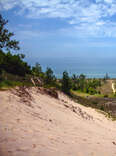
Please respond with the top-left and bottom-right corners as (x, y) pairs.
(0, 14), (19, 52)
(61, 71), (72, 95)
(44, 67), (56, 85)
(71, 74), (102, 95)
(32, 63), (42, 77)
(0, 14), (31, 77)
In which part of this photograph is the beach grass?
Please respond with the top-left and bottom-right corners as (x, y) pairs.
(71, 90), (104, 98)
(0, 80), (32, 90)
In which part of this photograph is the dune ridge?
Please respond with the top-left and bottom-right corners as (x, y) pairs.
(0, 87), (116, 156)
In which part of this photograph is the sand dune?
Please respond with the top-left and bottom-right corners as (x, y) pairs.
(0, 87), (116, 156)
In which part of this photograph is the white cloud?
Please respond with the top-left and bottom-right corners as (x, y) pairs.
(104, 0), (113, 3)
(0, 0), (18, 10)
(1, 0), (116, 37)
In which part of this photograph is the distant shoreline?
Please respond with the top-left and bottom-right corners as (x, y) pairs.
(53, 73), (116, 79)
(26, 57), (116, 79)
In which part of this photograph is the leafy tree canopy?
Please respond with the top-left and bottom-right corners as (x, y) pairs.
(32, 63), (42, 77)
(0, 14), (20, 52)
(0, 14), (31, 77)
(44, 67), (56, 85)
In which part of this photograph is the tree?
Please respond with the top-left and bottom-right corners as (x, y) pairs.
(78, 74), (86, 91)
(0, 14), (19, 52)
(32, 63), (42, 77)
(44, 67), (56, 85)
(79, 74), (86, 80)
(72, 74), (77, 81)
(1, 51), (31, 76)
(71, 74), (78, 90)
(0, 14), (31, 77)
(61, 71), (72, 95)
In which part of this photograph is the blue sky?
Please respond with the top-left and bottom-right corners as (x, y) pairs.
(1, 0), (116, 60)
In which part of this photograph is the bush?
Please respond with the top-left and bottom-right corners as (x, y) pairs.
(88, 87), (97, 95)
(0, 80), (22, 88)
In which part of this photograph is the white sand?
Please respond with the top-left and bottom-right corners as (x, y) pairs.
(0, 87), (116, 156)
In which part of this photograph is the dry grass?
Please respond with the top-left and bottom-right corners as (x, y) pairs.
(98, 80), (113, 95)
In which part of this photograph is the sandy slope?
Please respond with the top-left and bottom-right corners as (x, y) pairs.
(0, 87), (116, 156)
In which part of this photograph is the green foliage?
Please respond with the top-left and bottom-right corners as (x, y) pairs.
(61, 71), (72, 95)
(88, 87), (97, 95)
(71, 75), (102, 96)
(72, 74), (78, 81)
(0, 14), (31, 77)
(32, 63), (42, 77)
(78, 74), (86, 91)
(71, 74), (78, 90)
(0, 51), (31, 76)
(31, 62), (45, 83)
(0, 14), (19, 52)
(44, 67), (56, 85)
(0, 80), (22, 89)
(79, 74), (86, 80)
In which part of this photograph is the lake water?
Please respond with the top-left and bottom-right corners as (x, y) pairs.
(28, 57), (116, 78)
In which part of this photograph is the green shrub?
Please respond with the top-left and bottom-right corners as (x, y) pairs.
(0, 80), (22, 88)
(88, 87), (97, 95)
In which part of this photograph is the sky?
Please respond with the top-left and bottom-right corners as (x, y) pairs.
(1, 0), (116, 61)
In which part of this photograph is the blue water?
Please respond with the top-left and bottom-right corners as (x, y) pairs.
(27, 57), (116, 78)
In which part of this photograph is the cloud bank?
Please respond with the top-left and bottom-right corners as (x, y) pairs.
(1, 0), (116, 37)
